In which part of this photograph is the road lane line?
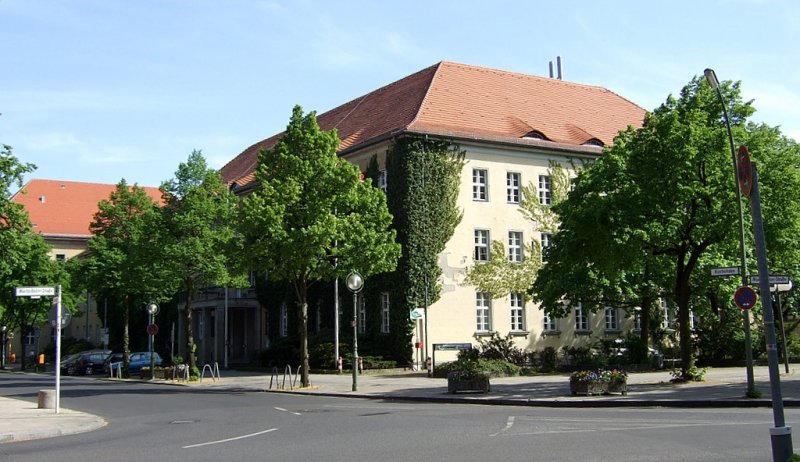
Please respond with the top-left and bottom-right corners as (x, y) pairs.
(490, 416), (515, 437)
(275, 407), (302, 415)
(182, 428), (278, 448)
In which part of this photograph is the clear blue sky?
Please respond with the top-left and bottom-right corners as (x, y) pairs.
(2, 0), (798, 189)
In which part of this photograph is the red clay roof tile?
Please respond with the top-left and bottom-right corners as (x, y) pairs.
(11, 179), (161, 237)
(221, 61), (646, 187)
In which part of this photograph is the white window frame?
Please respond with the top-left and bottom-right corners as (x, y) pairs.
(380, 292), (390, 334)
(378, 169), (388, 192)
(473, 168), (488, 201)
(279, 302), (288, 337)
(506, 171), (521, 203)
(538, 174), (551, 205)
(474, 229), (490, 261)
(543, 313), (558, 332)
(633, 308), (642, 331)
(604, 306), (619, 331)
(510, 292), (525, 331)
(661, 298), (675, 329)
(476, 292), (492, 332)
(508, 231), (523, 263)
(575, 303), (589, 332)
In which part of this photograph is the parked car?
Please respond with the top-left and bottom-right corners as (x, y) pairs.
(103, 351), (164, 376)
(59, 353), (81, 375)
(72, 350), (111, 375)
(128, 351), (163, 374)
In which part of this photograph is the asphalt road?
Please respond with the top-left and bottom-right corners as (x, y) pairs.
(2, 374), (797, 461)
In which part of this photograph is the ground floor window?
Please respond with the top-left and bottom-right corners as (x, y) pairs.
(476, 292), (492, 332)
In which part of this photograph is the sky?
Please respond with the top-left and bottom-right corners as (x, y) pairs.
(2, 0), (799, 190)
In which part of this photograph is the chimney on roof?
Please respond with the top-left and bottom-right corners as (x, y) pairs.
(557, 56), (562, 80)
(39, 195), (46, 204)
(549, 61), (554, 78)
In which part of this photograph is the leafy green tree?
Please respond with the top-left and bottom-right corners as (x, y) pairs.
(1, 145), (76, 368)
(532, 76), (800, 378)
(160, 150), (245, 374)
(78, 180), (167, 374)
(238, 105), (401, 386)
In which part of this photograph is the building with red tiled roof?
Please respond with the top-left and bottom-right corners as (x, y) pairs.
(222, 61), (644, 188)
(11, 179), (161, 259)
(212, 61), (648, 367)
(9, 179), (161, 352)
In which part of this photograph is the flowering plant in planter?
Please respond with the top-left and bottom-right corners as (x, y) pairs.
(569, 369), (628, 395)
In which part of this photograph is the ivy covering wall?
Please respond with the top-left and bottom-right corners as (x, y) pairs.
(367, 136), (465, 362)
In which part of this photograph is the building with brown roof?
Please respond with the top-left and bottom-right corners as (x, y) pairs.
(9, 179), (161, 359)
(217, 61), (648, 366)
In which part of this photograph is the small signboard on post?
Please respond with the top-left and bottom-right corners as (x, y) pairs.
(711, 267), (741, 277)
(734, 286), (758, 311)
(749, 275), (790, 285)
(15, 286), (55, 297)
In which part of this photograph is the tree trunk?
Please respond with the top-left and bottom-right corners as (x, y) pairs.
(296, 282), (310, 387)
(183, 278), (196, 374)
(123, 295), (130, 374)
(639, 296), (653, 348)
(19, 325), (28, 371)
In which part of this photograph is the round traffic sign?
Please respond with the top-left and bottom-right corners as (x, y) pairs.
(146, 324), (159, 336)
(737, 145), (752, 197)
(734, 286), (757, 311)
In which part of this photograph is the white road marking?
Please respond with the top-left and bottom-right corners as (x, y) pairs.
(182, 428), (278, 448)
(490, 416), (515, 437)
(275, 407), (302, 416)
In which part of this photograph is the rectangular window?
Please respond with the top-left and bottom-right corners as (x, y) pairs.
(476, 292), (492, 332)
(380, 292), (390, 333)
(633, 309), (642, 331)
(506, 172), (521, 203)
(575, 303), (589, 331)
(543, 313), (558, 332)
(538, 175), (551, 205)
(508, 231), (523, 262)
(661, 298), (675, 329)
(474, 229), (490, 261)
(510, 292), (525, 331)
(473, 168), (488, 201)
(540, 233), (552, 262)
(378, 169), (388, 192)
(279, 303), (288, 337)
(605, 306), (619, 330)
(55, 254), (66, 262)
(358, 295), (366, 334)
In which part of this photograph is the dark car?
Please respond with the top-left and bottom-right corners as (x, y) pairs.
(59, 353), (81, 375)
(128, 351), (163, 374)
(71, 350), (111, 375)
(104, 351), (163, 376)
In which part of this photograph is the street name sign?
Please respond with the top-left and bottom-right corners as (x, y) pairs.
(15, 286), (55, 297)
(711, 267), (741, 277)
(749, 275), (790, 285)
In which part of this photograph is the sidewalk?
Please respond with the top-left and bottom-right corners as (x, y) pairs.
(2, 366), (799, 444)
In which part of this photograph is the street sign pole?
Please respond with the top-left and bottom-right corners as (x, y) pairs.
(55, 285), (62, 414)
(749, 164), (793, 461)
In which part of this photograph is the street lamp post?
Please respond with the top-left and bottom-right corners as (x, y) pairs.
(704, 68), (756, 397)
(146, 302), (159, 380)
(346, 271), (363, 391)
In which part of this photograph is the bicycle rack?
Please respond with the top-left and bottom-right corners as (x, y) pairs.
(109, 362), (122, 379)
(199, 362), (220, 382)
(267, 365), (303, 390)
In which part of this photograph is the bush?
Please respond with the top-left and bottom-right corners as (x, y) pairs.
(434, 358), (520, 378)
(670, 366), (707, 382)
(538, 347), (558, 372)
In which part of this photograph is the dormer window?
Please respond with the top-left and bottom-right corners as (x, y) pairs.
(522, 130), (547, 140)
(582, 138), (604, 147)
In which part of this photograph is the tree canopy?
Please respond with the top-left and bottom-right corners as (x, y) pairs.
(531, 76), (800, 376)
(238, 105), (401, 386)
(160, 150), (244, 374)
